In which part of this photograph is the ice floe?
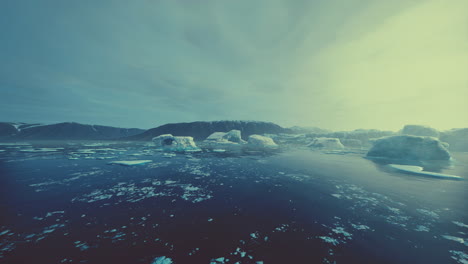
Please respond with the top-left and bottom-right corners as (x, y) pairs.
(151, 256), (173, 264)
(442, 235), (467, 245)
(453, 221), (468, 228)
(387, 164), (462, 179)
(449, 250), (468, 264)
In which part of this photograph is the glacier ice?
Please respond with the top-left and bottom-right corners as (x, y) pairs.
(367, 135), (451, 161)
(152, 134), (200, 152)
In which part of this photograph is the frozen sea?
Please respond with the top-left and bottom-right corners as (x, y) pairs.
(0, 141), (467, 264)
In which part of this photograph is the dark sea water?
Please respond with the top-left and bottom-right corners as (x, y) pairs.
(0, 142), (467, 264)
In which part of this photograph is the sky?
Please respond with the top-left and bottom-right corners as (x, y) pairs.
(1, 0), (467, 131)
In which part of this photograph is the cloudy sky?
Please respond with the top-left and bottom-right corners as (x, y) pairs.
(1, 0), (467, 131)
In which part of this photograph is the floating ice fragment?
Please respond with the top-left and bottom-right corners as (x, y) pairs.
(46, 211), (65, 217)
(151, 256), (173, 264)
(108, 160), (152, 166)
(318, 236), (340, 245)
(414, 225), (430, 232)
(416, 209), (440, 219)
(212, 149), (226, 153)
(442, 235), (466, 245)
(453, 221), (468, 228)
(0, 230), (10, 236)
(449, 250), (468, 264)
(387, 164), (462, 179)
(351, 224), (370, 230)
(332, 227), (352, 238)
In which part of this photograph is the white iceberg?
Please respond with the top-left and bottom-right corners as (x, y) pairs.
(307, 137), (344, 150)
(108, 160), (152, 166)
(152, 134), (200, 152)
(367, 135), (451, 161)
(247, 135), (278, 149)
(202, 130), (246, 152)
(387, 164), (462, 179)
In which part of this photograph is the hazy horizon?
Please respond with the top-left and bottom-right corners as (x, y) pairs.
(1, 0), (467, 131)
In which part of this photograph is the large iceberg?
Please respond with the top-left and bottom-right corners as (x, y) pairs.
(152, 134), (200, 152)
(247, 135), (278, 149)
(202, 130), (246, 152)
(307, 137), (344, 150)
(205, 129), (245, 143)
(367, 135), (451, 160)
(401, 125), (439, 137)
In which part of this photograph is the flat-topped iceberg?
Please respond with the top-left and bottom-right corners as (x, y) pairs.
(307, 137), (344, 150)
(247, 135), (278, 149)
(152, 134), (200, 152)
(367, 135), (451, 160)
(387, 164), (462, 179)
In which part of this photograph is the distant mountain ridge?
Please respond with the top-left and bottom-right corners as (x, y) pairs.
(125, 121), (290, 141)
(0, 122), (145, 140)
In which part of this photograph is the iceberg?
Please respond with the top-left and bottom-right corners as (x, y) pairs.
(341, 138), (362, 148)
(152, 134), (200, 152)
(307, 137), (344, 150)
(367, 135), (451, 161)
(108, 160), (152, 166)
(401, 125), (439, 137)
(247, 135), (278, 149)
(202, 130), (246, 152)
(387, 164), (462, 179)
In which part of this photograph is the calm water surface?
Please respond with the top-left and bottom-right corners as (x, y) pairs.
(0, 142), (466, 264)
